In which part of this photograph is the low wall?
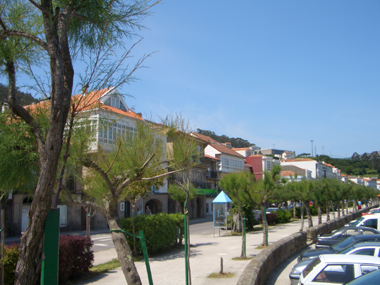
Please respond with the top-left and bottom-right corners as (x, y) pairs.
(237, 205), (377, 285)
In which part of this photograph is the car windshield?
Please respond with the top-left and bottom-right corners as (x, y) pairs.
(332, 236), (356, 252)
(338, 245), (356, 254)
(350, 217), (365, 227)
(302, 257), (321, 278)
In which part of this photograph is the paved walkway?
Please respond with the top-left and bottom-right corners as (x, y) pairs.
(79, 214), (340, 285)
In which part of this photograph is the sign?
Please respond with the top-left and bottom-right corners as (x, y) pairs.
(196, 189), (218, 195)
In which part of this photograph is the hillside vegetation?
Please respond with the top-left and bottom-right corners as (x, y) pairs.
(0, 84), (37, 106)
(317, 153), (380, 177)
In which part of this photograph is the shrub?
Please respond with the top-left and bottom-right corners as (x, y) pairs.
(120, 213), (181, 255)
(59, 235), (94, 283)
(242, 205), (258, 229)
(0, 236), (93, 285)
(168, 213), (185, 246)
(258, 212), (277, 225)
(0, 244), (19, 285)
(276, 209), (292, 223)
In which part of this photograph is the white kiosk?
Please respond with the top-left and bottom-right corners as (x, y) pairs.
(212, 191), (232, 236)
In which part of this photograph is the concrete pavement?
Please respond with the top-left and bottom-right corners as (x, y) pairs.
(79, 214), (336, 285)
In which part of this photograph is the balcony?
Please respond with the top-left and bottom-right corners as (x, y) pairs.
(205, 171), (219, 179)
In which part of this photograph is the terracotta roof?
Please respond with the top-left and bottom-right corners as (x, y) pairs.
(281, 170), (295, 177)
(205, 154), (220, 160)
(282, 158), (316, 162)
(191, 133), (244, 158)
(232, 147), (249, 151)
(25, 88), (144, 121)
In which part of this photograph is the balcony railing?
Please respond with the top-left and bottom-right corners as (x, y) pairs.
(205, 171), (219, 179)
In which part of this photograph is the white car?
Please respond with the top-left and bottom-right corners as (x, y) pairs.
(290, 242), (380, 285)
(298, 254), (380, 285)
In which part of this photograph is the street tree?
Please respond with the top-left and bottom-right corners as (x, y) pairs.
(219, 171), (246, 256)
(63, 118), (199, 284)
(168, 183), (197, 214)
(0, 1), (159, 283)
(241, 165), (282, 247)
(286, 179), (314, 231)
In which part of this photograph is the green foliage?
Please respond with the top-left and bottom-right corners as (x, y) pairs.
(196, 129), (252, 148)
(316, 152), (380, 177)
(0, 244), (19, 285)
(275, 209), (292, 223)
(242, 204), (258, 228)
(168, 184), (197, 209)
(120, 213), (183, 255)
(0, 84), (37, 106)
(0, 111), (39, 192)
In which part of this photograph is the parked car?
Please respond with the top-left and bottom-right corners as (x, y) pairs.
(345, 267), (380, 284)
(299, 254), (380, 285)
(290, 241), (380, 285)
(265, 206), (286, 214)
(298, 234), (380, 262)
(346, 215), (380, 230)
(287, 202), (302, 209)
(315, 226), (380, 248)
(362, 208), (380, 216)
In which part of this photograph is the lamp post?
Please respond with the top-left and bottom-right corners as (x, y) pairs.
(311, 140), (314, 157)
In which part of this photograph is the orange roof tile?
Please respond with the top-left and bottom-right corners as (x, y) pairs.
(191, 133), (244, 158)
(205, 154), (220, 160)
(281, 171), (295, 177)
(25, 88), (144, 121)
(283, 158), (316, 162)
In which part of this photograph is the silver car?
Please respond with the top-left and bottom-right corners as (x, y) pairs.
(298, 254), (380, 285)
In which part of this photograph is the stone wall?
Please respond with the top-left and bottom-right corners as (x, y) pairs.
(237, 206), (376, 285)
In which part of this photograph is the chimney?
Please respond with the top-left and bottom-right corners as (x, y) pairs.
(224, 142), (232, 149)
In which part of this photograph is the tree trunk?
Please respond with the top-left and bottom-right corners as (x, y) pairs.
(13, 4), (74, 283)
(238, 200), (244, 257)
(186, 212), (192, 285)
(305, 203), (313, 228)
(326, 201), (330, 222)
(337, 202), (341, 218)
(261, 204), (268, 246)
(317, 205), (322, 225)
(300, 202), (304, 232)
(14, 95), (71, 285)
(106, 202), (142, 284)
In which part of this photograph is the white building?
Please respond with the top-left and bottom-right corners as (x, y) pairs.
(280, 158), (340, 180)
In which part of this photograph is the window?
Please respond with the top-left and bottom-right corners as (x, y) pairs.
(360, 265), (380, 275)
(99, 120), (136, 144)
(363, 219), (377, 229)
(351, 248), (375, 256)
(313, 264), (354, 283)
(104, 95), (127, 111)
(362, 230), (377, 235)
(345, 229), (360, 235)
(57, 205), (67, 227)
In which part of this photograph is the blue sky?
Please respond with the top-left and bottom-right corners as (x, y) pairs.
(10, 1), (380, 158)
(118, 0), (380, 158)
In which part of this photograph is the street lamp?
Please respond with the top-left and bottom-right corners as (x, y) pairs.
(311, 140), (314, 157)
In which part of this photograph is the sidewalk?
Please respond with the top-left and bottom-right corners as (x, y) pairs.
(79, 214), (336, 285)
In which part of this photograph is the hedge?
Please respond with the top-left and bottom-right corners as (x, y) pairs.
(120, 213), (184, 255)
(0, 235), (93, 285)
